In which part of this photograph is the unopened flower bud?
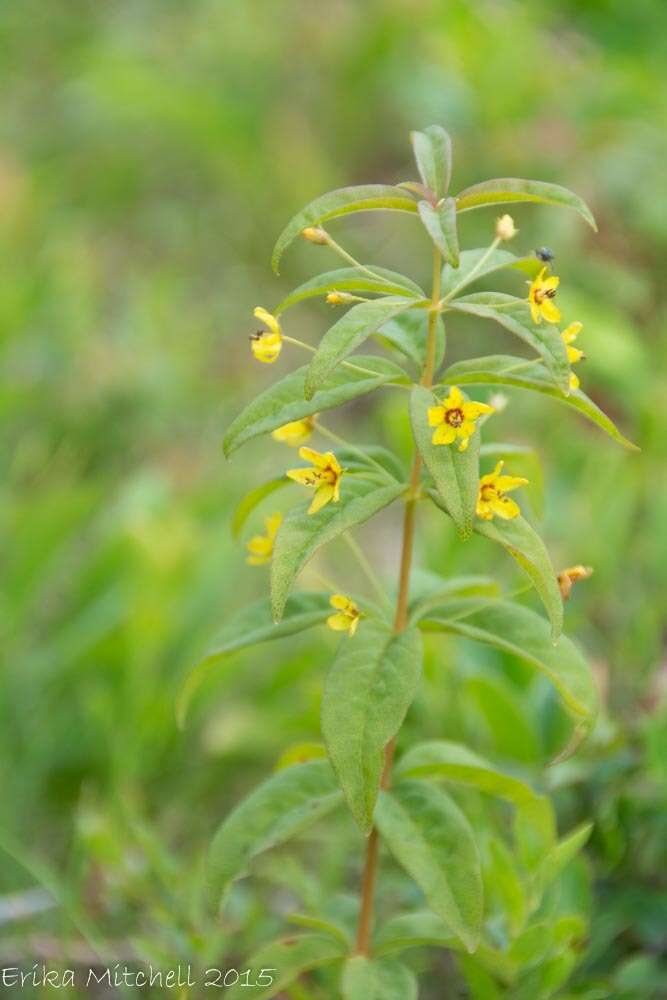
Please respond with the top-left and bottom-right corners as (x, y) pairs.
(496, 214), (518, 241)
(301, 226), (329, 245)
(326, 291), (356, 305)
(557, 564), (593, 600)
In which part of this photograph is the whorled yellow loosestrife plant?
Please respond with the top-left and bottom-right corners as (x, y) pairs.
(183, 128), (637, 999)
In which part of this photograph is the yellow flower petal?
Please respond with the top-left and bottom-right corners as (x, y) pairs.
(462, 401), (494, 420)
(530, 301), (541, 325)
(428, 405), (446, 427)
(265, 512), (283, 539)
(540, 298), (561, 324)
(250, 331), (282, 363)
(327, 612), (353, 631)
(253, 306), (281, 337)
(298, 446), (327, 467)
(286, 467), (320, 486)
(562, 321), (582, 344)
(569, 371), (580, 391)
(495, 475), (529, 493)
(490, 495), (521, 519)
(445, 385), (464, 408)
(330, 594), (352, 611)
(432, 424), (457, 445)
(308, 483), (335, 514)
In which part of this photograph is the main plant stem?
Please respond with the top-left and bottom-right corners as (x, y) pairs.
(355, 246), (442, 955)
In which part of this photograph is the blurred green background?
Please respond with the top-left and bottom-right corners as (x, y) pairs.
(1, 0), (666, 995)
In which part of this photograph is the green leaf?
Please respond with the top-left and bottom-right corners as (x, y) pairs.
(455, 177), (597, 230)
(409, 572), (500, 624)
(207, 761), (342, 908)
(539, 822), (593, 892)
(473, 516), (563, 640)
(275, 266), (425, 314)
(271, 480), (405, 622)
(305, 297), (417, 399)
(448, 293), (570, 392)
(287, 912), (351, 947)
(177, 593), (332, 727)
(420, 601), (598, 754)
(411, 385), (480, 538)
(441, 248), (541, 299)
(342, 956), (418, 1000)
(375, 781), (483, 952)
(377, 310), (446, 373)
(224, 355), (408, 456)
(272, 185), (419, 273)
(486, 836), (528, 937)
(465, 675), (542, 765)
(411, 125), (453, 198)
(332, 444), (406, 482)
(439, 354), (638, 450)
(224, 934), (345, 1000)
(322, 621), (422, 833)
(374, 911), (514, 984)
(396, 740), (555, 842)
(231, 478), (291, 538)
(417, 197), (460, 266)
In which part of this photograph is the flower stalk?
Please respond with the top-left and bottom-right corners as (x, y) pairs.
(354, 246), (442, 955)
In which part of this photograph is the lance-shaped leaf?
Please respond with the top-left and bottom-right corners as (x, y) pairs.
(224, 934), (345, 1000)
(409, 572), (500, 624)
(375, 781), (483, 952)
(224, 355), (408, 456)
(395, 740), (555, 854)
(538, 821), (593, 894)
(439, 354), (638, 450)
(231, 478), (291, 537)
(411, 125), (453, 199)
(271, 480), (405, 622)
(448, 292), (570, 392)
(441, 248), (541, 299)
(177, 593), (332, 726)
(208, 760), (342, 908)
(377, 310), (446, 373)
(410, 384), (480, 538)
(275, 266), (425, 314)
(322, 621), (422, 833)
(272, 185), (419, 274)
(419, 601), (598, 755)
(305, 297), (417, 399)
(474, 515), (563, 640)
(373, 911), (513, 981)
(342, 956), (417, 1000)
(455, 178), (597, 230)
(417, 197), (460, 267)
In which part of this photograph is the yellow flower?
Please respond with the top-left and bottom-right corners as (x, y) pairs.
(528, 267), (561, 325)
(271, 416), (315, 447)
(250, 306), (283, 363)
(327, 594), (362, 636)
(428, 386), (494, 452)
(246, 512), (282, 566)
(562, 321), (585, 391)
(495, 214), (518, 241)
(476, 460), (529, 521)
(286, 447), (343, 514)
(557, 564), (593, 601)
